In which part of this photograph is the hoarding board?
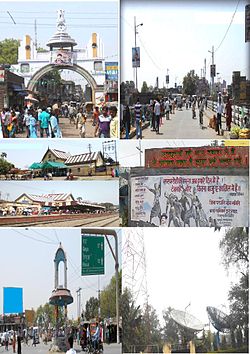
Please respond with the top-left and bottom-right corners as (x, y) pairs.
(105, 62), (118, 81)
(3, 287), (23, 314)
(132, 47), (140, 68)
(130, 175), (248, 227)
(145, 146), (249, 169)
(81, 235), (104, 276)
(52, 49), (73, 66)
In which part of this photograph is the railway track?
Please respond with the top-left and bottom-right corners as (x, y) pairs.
(4, 214), (119, 227)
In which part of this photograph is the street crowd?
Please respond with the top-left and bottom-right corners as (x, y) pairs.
(121, 93), (234, 139)
(0, 102), (119, 139)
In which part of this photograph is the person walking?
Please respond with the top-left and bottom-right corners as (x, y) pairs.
(29, 110), (38, 138)
(66, 336), (76, 354)
(17, 335), (21, 354)
(12, 331), (16, 353)
(154, 99), (161, 134)
(77, 109), (87, 138)
(5, 331), (9, 351)
(110, 106), (119, 138)
(49, 111), (62, 138)
(134, 98), (142, 139)
(124, 105), (131, 139)
(95, 106), (111, 138)
(38, 107), (50, 138)
(216, 95), (224, 135)
(225, 97), (232, 131)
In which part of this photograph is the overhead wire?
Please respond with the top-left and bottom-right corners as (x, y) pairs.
(214, 0), (241, 53)
(12, 228), (57, 245)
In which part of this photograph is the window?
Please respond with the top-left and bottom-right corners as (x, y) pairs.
(94, 61), (103, 71)
(78, 168), (80, 173)
(20, 63), (30, 73)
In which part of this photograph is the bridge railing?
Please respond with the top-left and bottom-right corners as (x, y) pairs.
(207, 100), (250, 127)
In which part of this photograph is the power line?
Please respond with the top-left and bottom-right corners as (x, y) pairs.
(12, 228), (57, 245)
(214, 0), (241, 53)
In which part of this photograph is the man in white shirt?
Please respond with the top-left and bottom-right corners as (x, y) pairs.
(154, 99), (161, 134)
(216, 95), (224, 135)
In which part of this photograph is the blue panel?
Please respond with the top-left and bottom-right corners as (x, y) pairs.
(3, 288), (23, 314)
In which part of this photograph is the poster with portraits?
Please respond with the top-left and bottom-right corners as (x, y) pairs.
(52, 49), (73, 66)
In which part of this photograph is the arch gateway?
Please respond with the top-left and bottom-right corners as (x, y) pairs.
(27, 63), (103, 103)
(11, 9), (115, 105)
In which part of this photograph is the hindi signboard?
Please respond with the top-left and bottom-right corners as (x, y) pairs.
(145, 146), (249, 169)
(130, 174), (248, 227)
(81, 235), (104, 276)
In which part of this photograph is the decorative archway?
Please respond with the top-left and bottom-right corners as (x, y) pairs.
(27, 63), (102, 103)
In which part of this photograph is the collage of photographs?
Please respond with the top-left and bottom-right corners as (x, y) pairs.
(0, 0), (249, 354)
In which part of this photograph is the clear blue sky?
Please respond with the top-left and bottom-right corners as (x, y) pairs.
(0, 0), (118, 60)
(0, 228), (122, 319)
(121, 0), (249, 88)
(0, 138), (119, 169)
(0, 180), (119, 204)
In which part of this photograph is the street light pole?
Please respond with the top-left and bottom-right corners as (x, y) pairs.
(208, 45), (214, 94)
(134, 16), (143, 90)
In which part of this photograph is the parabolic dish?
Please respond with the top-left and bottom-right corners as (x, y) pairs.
(206, 306), (231, 332)
(170, 309), (204, 332)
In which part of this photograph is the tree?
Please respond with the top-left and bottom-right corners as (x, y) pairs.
(1, 152), (7, 159)
(35, 303), (64, 329)
(182, 71), (199, 96)
(220, 228), (249, 349)
(141, 81), (149, 93)
(228, 273), (249, 344)
(0, 38), (19, 65)
(0, 158), (14, 175)
(85, 297), (99, 320)
(100, 271), (122, 318)
(219, 228), (249, 277)
(162, 307), (179, 345)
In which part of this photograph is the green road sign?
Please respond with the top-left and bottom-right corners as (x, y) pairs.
(81, 235), (105, 276)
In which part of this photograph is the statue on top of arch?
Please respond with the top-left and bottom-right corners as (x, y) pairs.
(57, 9), (66, 32)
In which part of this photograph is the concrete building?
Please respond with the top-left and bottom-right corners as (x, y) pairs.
(10, 10), (108, 103)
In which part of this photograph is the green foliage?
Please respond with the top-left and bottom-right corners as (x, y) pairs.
(0, 38), (19, 65)
(85, 296), (99, 321)
(219, 228), (249, 276)
(36, 47), (48, 53)
(229, 274), (249, 334)
(0, 157), (14, 175)
(182, 70), (199, 96)
(162, 307), (179, 345)
(100, 271), (122, 318)
(121, 288), (162, 353)
(35, 303), (64, 329)
(141, 81), (149, 93)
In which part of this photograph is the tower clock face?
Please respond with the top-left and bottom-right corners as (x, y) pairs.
(25, 45), (31, 50)
(58, 23), (66, 32)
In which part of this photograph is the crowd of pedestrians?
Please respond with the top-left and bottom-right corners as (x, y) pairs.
(0, 102), (119, 139)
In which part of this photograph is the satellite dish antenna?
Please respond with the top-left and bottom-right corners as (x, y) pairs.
(171, 308), (204, 332)
(206, 306), (231, 333)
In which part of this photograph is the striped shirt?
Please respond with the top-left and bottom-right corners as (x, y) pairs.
(134, 103), (141, 120)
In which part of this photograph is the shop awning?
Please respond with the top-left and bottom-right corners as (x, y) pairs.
(42, 161), (68, 169)
(29, 162), (43, 170)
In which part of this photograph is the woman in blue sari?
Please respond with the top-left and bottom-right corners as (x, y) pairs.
(29, 110), (38, 138)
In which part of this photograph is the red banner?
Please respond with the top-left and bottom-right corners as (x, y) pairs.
(145, 147), (249, 169)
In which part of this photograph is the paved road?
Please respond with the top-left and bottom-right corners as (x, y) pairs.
(132, 107), (231, 140)
(0, 342), (122, 353)
(15, 116), (97, 139)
